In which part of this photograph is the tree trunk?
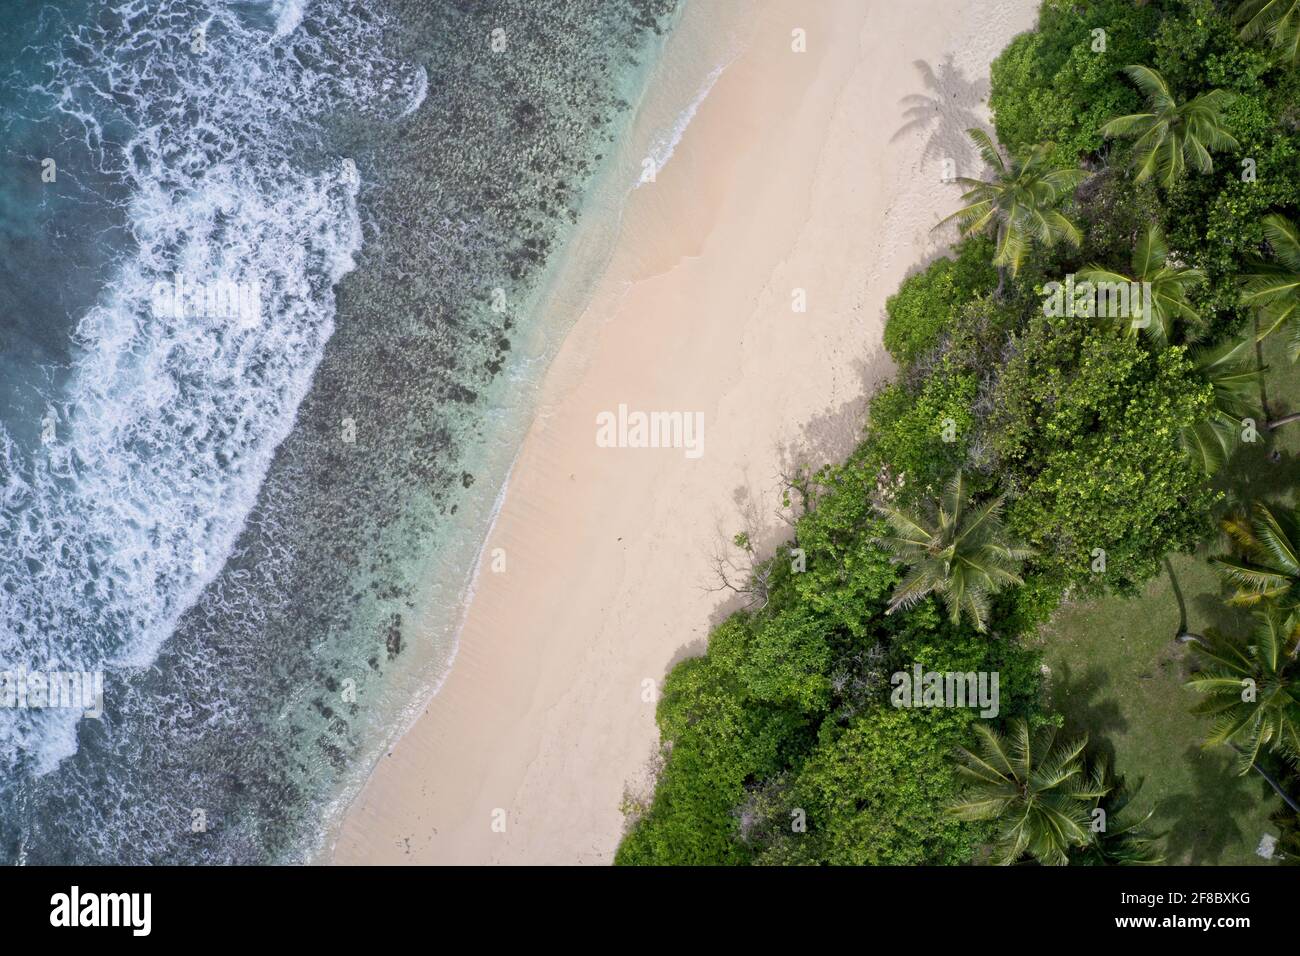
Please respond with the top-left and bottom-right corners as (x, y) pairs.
(1233, 746), (1300, 814)
(1268, 412), (1300, 431)
(993, 223), (1007, 301)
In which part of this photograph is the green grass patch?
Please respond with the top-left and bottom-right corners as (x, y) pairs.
(1040, 333), (1300, 865)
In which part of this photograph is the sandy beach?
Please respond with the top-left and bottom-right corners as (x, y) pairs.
(330, 0), (1040, 865)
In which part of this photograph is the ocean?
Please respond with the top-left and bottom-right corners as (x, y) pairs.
(0, 0), (679, 863)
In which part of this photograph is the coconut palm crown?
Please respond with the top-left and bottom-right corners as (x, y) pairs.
(1214, 500), (1300, 611)
(949, 720), (1108, 866)
(1100, 65), (1239, 188)
(1180, 334), (1263, 476)
(872, 471), (1033, 632)
(1185, 608), (1300, 774)
(1077, 223), (1205, 347)
(1242, 213), (1300, 362)
(1235, 0), (1300, 67)
(937, 129), (1087, 279)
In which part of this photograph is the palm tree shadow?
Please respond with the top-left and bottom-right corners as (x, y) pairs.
(1159, 745), (1263, 864)
(892, 56), (991, 175)
(1164, 555), (1191, 638)
(1050, 661), (1127, 768)
(1189, 577), (1255, 642)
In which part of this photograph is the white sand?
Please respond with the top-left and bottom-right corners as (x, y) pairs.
(330, 0), (1039, 865)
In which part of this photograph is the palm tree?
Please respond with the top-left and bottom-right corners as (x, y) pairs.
(1185, 608), (1300, 773)
(872, 472), (1033, 632)
(949, 720), (1108, 866)
(1180, 335), (1263, 475)
(1073, 768), (1166, 865)
(1242, 214), (1300, 362)
(1213, 500), (1300, 611)
(1235, 0), (1300, 67)
(1077, 224), (1260, 472)
(1077, 224), (1204, 347)
(937, 129), (1087, 285)
(1242, 745), (1300, 813)
(1101, 65), (1239, 189)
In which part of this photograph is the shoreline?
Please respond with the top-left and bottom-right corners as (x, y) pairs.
(330, 0), (1040, 865)
(305, 3), (690, 862)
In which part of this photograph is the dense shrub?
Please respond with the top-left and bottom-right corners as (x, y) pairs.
(883, 237), (997, 365)
(864, 365), (978, 501)
(614, 649), (809, 865)
(993, 316), (1219, 593)
(761, 706), (985, 865)
(989, 0), (1157, 166)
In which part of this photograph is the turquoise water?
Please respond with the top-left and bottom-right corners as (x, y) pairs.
(0, 0), (678, 864)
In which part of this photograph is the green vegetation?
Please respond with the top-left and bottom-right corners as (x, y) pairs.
(1243, 214), (1300, 359)
(937, 130), (1087, 280)
(992, 315), (1219, 593)
(883, 237), (996, 364)
(949, 720), (1106, 865)
(1186, 608), (1300, 770)
(1216, 500), (1300, 608)
(1039, 551), (1274, 865)
(873, 472), (1031, 631)
(1075, 773), (1166, 865)
(1236, 0), (1300, 66)
(1077, 224), (1204, 345)
(1184, 336), (1262, 474)
(1101, 65), (1239, 187)
(618, 0), (1300, 866)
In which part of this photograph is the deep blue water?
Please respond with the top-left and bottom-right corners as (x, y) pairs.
(0, 0), (121, 448)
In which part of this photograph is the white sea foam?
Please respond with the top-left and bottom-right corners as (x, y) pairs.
(268, 0), (309, 37)
(400, 65), (429, 119)
(635, 59), (731, 189)
(0, 0), (421, 775)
